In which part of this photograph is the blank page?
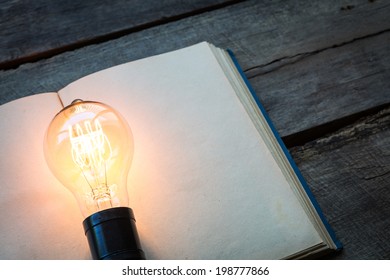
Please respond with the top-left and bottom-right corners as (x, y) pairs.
(0, 93), (90, 259)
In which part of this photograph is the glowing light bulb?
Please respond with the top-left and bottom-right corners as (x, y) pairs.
(44, 100), (144, 260)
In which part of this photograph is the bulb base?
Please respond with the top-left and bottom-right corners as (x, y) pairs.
(83, 207), (145, 260)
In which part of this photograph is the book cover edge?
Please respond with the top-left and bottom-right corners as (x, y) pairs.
(226, 49), (342, 251)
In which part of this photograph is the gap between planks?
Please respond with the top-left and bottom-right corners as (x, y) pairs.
(244, 28), (390, 78)
(0, 0), (245, 71)
(282, 103), (390, 148)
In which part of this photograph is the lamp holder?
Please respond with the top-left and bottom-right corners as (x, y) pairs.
(83, 207), (145, 260)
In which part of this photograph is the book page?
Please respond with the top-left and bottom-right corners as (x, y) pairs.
(0, 93), (90, 259)
(58, 42), (323, 259)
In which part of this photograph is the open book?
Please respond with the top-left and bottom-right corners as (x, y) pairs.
(0, 42), (341, 259)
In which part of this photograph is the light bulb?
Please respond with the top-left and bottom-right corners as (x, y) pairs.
(44, 99), (145, 260)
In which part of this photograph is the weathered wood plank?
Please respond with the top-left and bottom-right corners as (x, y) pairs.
(1, 0), (389, 71)
(250, 31), (390, 140)
(0, 0), (388, 139)
(0, 0), (235, 68)
(290, 107), (390, 259)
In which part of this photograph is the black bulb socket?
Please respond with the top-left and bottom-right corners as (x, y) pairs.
(83, 207), (145, 260)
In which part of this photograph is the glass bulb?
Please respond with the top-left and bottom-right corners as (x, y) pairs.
(44, 100), (133, 218)
(44, 100), (144, 260)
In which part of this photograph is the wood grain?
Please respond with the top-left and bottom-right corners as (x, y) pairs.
(2, 0), (389, 70)
(250, 31), (390, 140)
(0, 0), (236, 68)
(0, 0), (388, 138)
(290, 106), (390, 259)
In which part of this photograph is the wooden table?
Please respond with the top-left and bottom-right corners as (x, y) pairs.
(0, 0), (389, 259)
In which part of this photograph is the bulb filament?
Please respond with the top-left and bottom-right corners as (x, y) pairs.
(69, 119), (113, 209)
